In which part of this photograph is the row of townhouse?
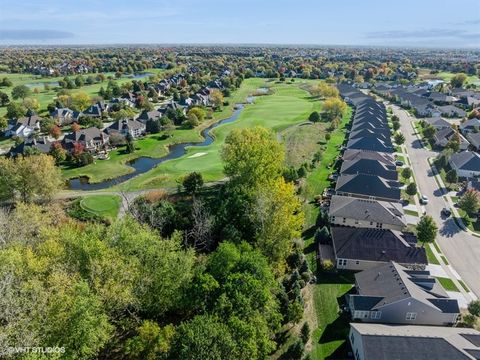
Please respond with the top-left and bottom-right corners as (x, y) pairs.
(332, 85), (471, 360)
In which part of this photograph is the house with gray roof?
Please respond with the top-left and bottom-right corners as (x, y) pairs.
(349, 323), (480, 360)
(105, 119), (146, 138)
(328, 195), (406, 231)
(460, 118), (480, 134)
(335, 173), (401, 202)
(9, 136), (52, 156)
(62, 127), (109, 153)
(347, 137), (394, 153)
(423, 117), (451, 130)
(340, 158), (397, 180)
(330, 226), (427, 271)
(349, 261), (459, 325)
(449, 151), (480, 178)
(433, 127), (469, 150)
(437, 105), (466, 118)
(342, 149), (395, 166)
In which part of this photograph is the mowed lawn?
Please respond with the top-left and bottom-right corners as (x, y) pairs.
(310, 272), (354, 360)
(116, 79), (322, 191)
(80, 194), (122, 219)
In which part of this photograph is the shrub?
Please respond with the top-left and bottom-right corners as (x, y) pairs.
(321, 259), (334, 271)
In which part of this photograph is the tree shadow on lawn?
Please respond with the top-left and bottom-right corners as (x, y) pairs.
(316, 270), (355, 285)
(317, 288), (355, 359)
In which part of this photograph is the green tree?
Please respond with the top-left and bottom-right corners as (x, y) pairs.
(6, 101), (26, 119)
(0, 91), (9, 106)
(468, 300), (480, 317)
(182, 172), (204, 195)
(406, 182), (417, 196)
(11, 84), (31, 100)
(445, 169), (458, 185)
(125, 321), (175, 360)
(459, 190), (480, 216)
(392, 121), (400, 131)
(221, 126), (284, 189)
(308, 111), (320, 122)
(300, 322), (310, 344)
(170, 315), (238, 360)
(323, 97), (347, 121)
(394, 132), (406, 145)
(401, 167), (412, 180)
(450, 73), (468, 88)
(416, 215), (438, 247)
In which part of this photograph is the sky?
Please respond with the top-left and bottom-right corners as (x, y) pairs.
(0, 0), (479, 48)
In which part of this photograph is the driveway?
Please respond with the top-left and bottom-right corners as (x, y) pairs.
(392, 104), (480, 298)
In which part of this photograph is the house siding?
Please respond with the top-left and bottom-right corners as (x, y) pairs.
(352, 298), (458, 326)
(329, 216), (403, 231)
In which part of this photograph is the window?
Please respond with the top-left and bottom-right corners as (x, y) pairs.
(355, 260), (360, 265)
(370, 221), (374, 226)
(350, 333), (355, 344)
(343, 217), (346, 223)
(338, 259), (347, 267)
(370, 311), (382, 320)
(355, 220), (359, 224)
(406, 312), (417, 320)
(376, 222), (383, 229)
(354, 311), (369, 319)
(331, 216), (336, 222)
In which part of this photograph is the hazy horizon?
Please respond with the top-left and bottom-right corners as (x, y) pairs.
(0, 0), (479, 48)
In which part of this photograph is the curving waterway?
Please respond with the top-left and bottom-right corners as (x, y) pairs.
(68, 99), (253, 191)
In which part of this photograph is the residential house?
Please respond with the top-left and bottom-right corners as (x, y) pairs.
(449, 151), (480, 178)
(83, 101), (108, 118)
(460, 118), (480, 134)
(340, 158), (397, 180)
(349, 261), (459, 325)
(335, 173), (400, 202)
(5, 115), (42, 138)
(330, 226), (427, 271)
(137, 109), (164, 123)
(346, 137), (394, 153)
(437, 105), (466, 118)
(105, 119), (146, 138)
(50, 108), (80, 125)
(349, 323), (480, 360)
(432, 127), (469, 150)
(9, 136), (52, 156)
(62, 127), (109, 153)
(423, 117), (451, 130)
(342, 149), (395, 166)
(328, 195), (406, 231)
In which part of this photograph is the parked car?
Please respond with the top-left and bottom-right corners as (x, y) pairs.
(395, 160), (404, 167)
(441, 208), (451, 217)
(420, 195), (429, 204)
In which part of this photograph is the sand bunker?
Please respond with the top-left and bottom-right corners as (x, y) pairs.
(188, 152), (207, 158)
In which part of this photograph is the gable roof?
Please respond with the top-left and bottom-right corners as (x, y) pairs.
(335, 173), (400, 201)
(328, 195), (406, 227)
(342, 149), (395, 166)
(340, 158), (397, 180)
(106, 119), (146, 133)
(347, 137), (394, 153)
(424, 117), (451, 129)
(351, 323), (480, 360)
(331, 226), (427, 265)
(450, 151), (480, 172)
(354, 262), (458, 313)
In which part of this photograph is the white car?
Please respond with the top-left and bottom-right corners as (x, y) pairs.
(420, 195), (429, 204)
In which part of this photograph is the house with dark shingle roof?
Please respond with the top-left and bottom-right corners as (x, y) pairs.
(62, 127), (109, 153)
(449, 151), (480, 178)
(349, 323), (480, 360)
(460, 118), (480, 134)
(423, 117), (451, 130)
(137, 109), (164, 124)
(328, 195), (406, 231)
(342, 149), (395, 166)
(330, 226), (427, 271)
(335, 173), (400, 202)
(347, 137), (394, 153)
(105, 119), (146, 138)
(340, 158), (397, 180)
(433, 127), (469, 150)
(9, 136), (52, 156)
(437, 105), (466, 118)
(349, 261), (459, 325)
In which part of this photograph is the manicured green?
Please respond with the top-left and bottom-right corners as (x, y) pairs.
(436, 277), (460, 292)
(80, 194), (121, 219)
(425, 244), (440, 265)
(115, 79), (324, 191)
(310, 272), (354, 360)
